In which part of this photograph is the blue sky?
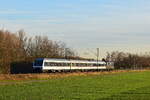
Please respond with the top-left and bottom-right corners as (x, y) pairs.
(1, 0), (150, 58)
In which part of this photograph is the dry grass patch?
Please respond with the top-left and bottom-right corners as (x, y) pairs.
(0, 69), (149, 81)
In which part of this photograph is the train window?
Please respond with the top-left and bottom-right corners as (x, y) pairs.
(68, 63), (71, 66)
(81, 63), (86, 66)
(72, 63), (75, 66)
(54, 63), (56, 66)
(57, 63), (61, 66)
(50, 62), (55, 66)
(44, 62), (52, 66)
(82, 64), (84, 66)
(80, 63), (83, 66)
(84, 63), (86, 66)
(70, 63), (72, 66)
(82, 63), (84, 66)
(62, 63), (70, 66)
(44, 62), (49, 66)
(79, 63), (82, 66)
(79, 63), (81, 66)
(83, 63), (86, 66)
(44, 62), (48, 66)
(62, 63), (65, 66)
(93, 64), (97, 66)
(99, 64), (106, 66)
(90, 64), (93, 66)
(76, 63), (79, 66)
(99, 64), (101, 66)
(88, 64), (92, 66)
(59, 63), (63, 66)
(76, 63), (78, 66)
(44, 62), (65, 66)
(65, 63), (68, 66)
(64, 63), (67, 66)
(50, 62), (57, 66)
(49, 62), (52, 66)
(34, 59), (43, 66)
(61, 63), (65, 66)
(82, 63), (85, 66)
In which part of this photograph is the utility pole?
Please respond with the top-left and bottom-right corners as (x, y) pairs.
(65, 48), (68, 59)
(65, 48), (71, 71)
(97, 48), (99, 71)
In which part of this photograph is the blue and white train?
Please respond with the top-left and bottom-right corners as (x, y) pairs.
(33, 58), (114, 72)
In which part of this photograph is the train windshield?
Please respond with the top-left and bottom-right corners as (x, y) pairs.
(34, 59), (43, 66)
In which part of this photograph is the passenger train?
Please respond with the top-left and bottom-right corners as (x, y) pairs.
(32, 58), (114, 72)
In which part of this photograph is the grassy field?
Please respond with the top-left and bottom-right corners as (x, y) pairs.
(0, 70), (150, 100)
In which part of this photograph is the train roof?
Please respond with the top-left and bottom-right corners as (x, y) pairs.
(35, 58), (106, 63)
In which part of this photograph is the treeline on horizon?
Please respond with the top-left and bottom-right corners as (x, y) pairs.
(106, 51), (150, 69)
(0, 29), (78, 73)
(0, 29), (150, 73)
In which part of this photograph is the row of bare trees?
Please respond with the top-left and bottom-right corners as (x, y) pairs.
(0, 30), (75, 73)
(106, 51), (150, 69)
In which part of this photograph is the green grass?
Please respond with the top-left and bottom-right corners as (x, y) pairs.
(0, 71), (150, 100)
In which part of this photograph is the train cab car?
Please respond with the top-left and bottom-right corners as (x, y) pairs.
(33, 58), (44, 72)
(33, 58), (114, 72)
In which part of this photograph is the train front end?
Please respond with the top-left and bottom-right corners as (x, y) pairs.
(33, 58), (44, 72)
